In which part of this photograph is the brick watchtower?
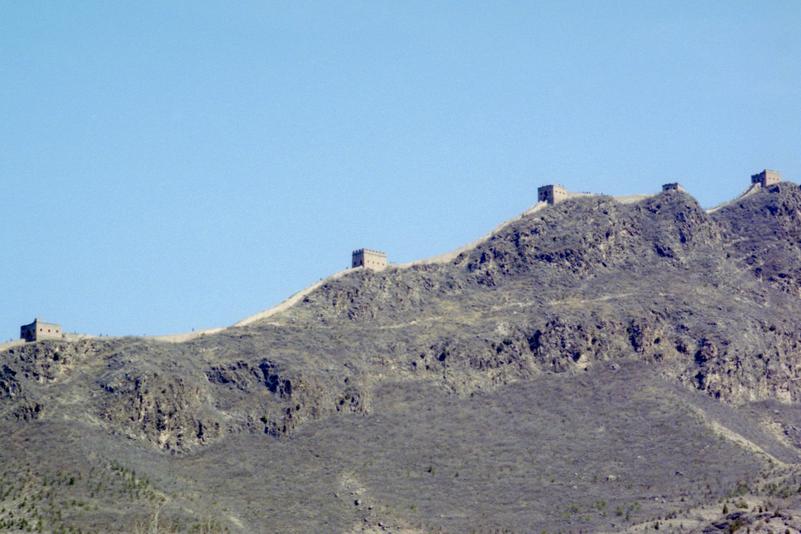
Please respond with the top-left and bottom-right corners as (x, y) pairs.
(352, 249), (388, 271)
(20, 318), (62, 342)
(661, 183), (685, 192)
(751, 169), (781, 188)
(537, 184), (568, 205)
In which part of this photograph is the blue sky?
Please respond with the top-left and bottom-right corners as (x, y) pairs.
(2, 2), (800, 339)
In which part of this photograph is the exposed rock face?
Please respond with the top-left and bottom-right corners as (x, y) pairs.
(202, 356), (363, 438)
(0, 365), (20, 399)
(98, 368), (218, 450)
(4, 185), (801, 453)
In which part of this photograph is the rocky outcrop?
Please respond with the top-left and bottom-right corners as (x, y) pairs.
(98, 368), (220, 451)
(2, 339), (112, 383)
(0, 364), (20, 399)
(205, 359), (293, 398)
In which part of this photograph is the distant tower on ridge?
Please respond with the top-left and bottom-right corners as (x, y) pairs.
(751, 169), (781, 188)
(537, 184), (568, 205)
(20, 318), (62, 342)
(661, 183), (685, 193)
(352, 249), (388, 271)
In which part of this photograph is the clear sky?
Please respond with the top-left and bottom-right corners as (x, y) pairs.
(2, 1), (800, 340)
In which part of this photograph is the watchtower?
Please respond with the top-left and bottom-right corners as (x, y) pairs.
(662, 183), (685, 192)
(537, 184), (568, 205)
(352, 249), (388, 271)
(20, 318), (62, 342)
(751, 169), (781, 188)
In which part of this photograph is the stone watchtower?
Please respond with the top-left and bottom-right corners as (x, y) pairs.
(662, 183), (685, 192)
(352, 248), (388, 271)
(751, 169), (781, 188)
(537, 184), (568, 205)
(20, 318), (62, 342)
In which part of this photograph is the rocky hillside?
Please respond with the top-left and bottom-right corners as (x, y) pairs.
(291, 184), (801, 404)
(3, 183), (801, 532)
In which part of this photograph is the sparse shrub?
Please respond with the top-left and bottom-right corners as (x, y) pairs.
(728, 518), (745, 532)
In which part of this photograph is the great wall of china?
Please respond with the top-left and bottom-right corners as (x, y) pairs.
(4, 168), (786, 347)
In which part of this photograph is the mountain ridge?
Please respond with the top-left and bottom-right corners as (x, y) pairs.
(3, 182), (801, 532)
